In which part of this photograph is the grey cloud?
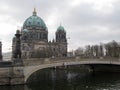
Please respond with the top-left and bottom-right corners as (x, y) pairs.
(1, 0), (120, 51)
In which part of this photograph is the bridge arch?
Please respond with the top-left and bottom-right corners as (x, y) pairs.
(24, 62), (65, 83)
(23, 59), (120, 83)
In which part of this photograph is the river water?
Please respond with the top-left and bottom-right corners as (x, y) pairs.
(0, 67), (120, 90)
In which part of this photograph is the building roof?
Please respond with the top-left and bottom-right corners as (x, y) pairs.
(23, 8), (46, 30)
(57, 25), (66, 32)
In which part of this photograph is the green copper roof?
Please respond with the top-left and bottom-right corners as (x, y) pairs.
(23, 9), (46, 29)
(57, 25), (65, 32)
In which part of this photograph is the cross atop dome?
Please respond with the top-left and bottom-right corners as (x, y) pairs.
(33, 8), (37, 16)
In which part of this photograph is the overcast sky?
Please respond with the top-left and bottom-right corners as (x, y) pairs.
(0, 0), (120, 52)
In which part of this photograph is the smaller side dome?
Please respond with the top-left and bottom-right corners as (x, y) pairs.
(57, 25), (66, 32)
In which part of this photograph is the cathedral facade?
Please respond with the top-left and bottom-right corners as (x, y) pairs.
(12, 9), (67, 59)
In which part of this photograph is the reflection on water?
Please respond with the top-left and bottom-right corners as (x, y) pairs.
(0, 67), (120, 90)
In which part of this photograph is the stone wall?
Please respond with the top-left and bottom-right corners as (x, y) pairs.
(0, 66), (24, 85)
(0, 67), (11, 85)
(10, 66), (24, 85)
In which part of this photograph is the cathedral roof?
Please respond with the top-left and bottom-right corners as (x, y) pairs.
(57, 25), (66, 32)
(23, 8), (46, 30)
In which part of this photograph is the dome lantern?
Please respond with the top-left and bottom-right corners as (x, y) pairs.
(33, 8), (37, 16)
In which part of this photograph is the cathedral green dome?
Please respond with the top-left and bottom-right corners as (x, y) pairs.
(23, 9), (46, 29)
(57, 25), (65, 32)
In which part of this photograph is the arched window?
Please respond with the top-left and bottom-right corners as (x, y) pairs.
(43, 33), (47, 39)
(29, 22), (31, 24)
(39, 33), (41, 39)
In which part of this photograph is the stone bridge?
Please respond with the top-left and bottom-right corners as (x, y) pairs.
(0, 57), (120, 85)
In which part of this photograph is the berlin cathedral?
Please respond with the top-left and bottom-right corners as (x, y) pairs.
(12, 9), (67, 59)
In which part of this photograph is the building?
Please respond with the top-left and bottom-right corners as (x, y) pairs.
(12, 9), (67, 59)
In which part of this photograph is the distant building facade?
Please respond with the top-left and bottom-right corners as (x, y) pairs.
(12, 9), (67, 59)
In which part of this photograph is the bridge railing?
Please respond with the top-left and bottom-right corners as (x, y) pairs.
(23, 57), (120, 66)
